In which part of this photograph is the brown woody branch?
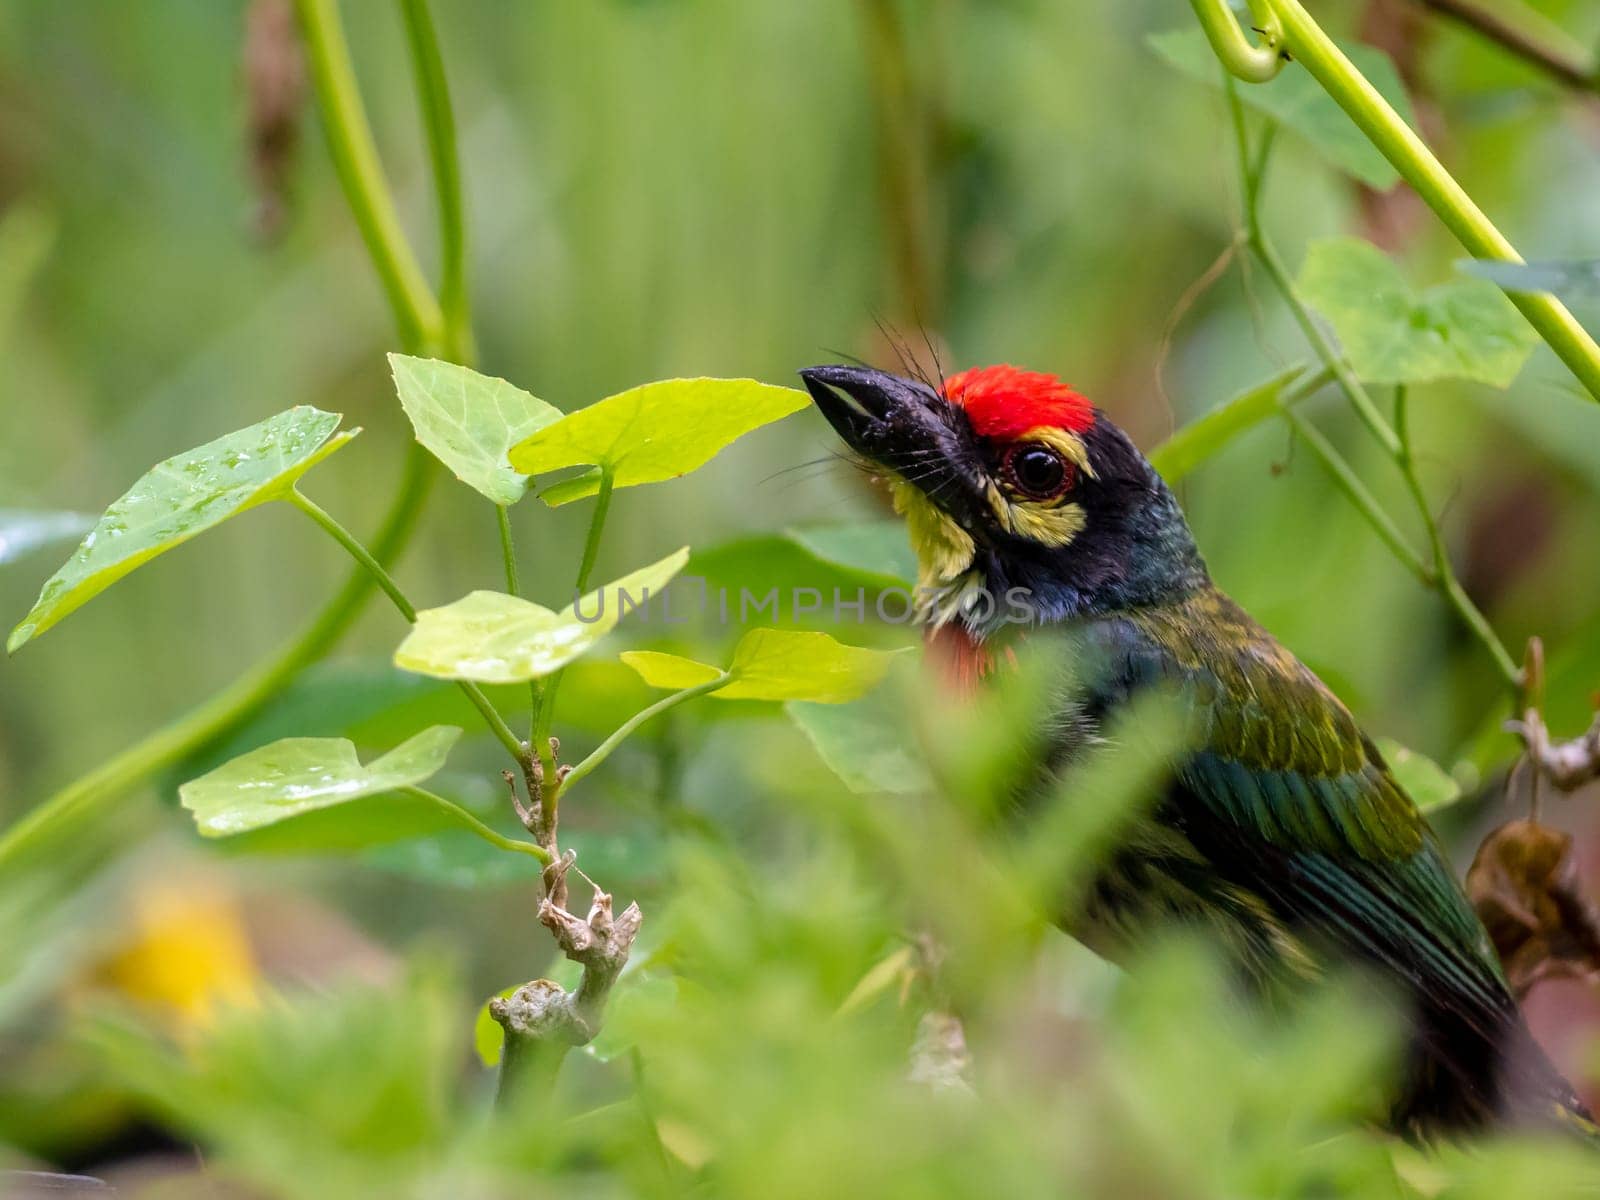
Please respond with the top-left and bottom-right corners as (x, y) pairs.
(490, 883), (644, 1106)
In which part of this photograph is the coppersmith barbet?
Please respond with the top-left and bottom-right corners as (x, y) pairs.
(800, 361), (1590, 1139)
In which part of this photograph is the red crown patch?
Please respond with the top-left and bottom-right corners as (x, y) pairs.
(942, 365), (1093, 441)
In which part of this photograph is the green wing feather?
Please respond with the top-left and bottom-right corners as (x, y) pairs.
(1106, 587), (1497, 972)
(1071, 587), (1591, 1131)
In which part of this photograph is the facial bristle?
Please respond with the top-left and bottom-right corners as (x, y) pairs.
(942, 364), (1094, 440)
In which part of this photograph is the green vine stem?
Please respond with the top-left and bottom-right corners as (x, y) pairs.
(1394, 388), (1521, 685)
(561, 673), (733, 796)
(297, 0), (445, 354)
(1275, 403), (1430, 581)
(1259, 0), (1600, 402)
(399, 786), (551, 865)
(397, 0), (473, 362)
(532, 467), (617, 818)
(287, 488), (528, 767)
(0, 0), (469, 873)
(1224, 88), (1522, 695)
(1189, 0), (1287, 84)
(498, 504), (544, 739)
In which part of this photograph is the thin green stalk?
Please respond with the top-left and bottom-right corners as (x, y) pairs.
(296, 0), (445, 354)
(398, 786), (551, 864)
(1393, 389), (1521, 689)
(291, 488), (418, 621)
(288, 489), (528, 767)
(562, 674), (732, 796)
(573, 468), (616, 597)
(497, 504), (545, 738)
(1190, 0), (1286, 83)
(1275, 404), (1431, 582)
(1224, 86), (1522, 692)
(1263, 0), (1600, 402)
(532, 469), (616, 817)
(396, 0), (473, 362)
(1225, 80), (1401, 458)
(496, 505), (521, 598)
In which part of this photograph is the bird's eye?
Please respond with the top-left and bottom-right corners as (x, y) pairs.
(1002, 444), (1074, 501)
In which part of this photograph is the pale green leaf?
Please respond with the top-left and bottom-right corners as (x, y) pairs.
(622, 628), (898, 703)
(1298, 237), (1536, 387)
(1377, 738), (1462, 814)
(1148, 31), (1414, 189)
(389, 354), (560, 505)
(508, 378), (808, 506)
(617, 649), (725, 691)
(1148, 365), (1309, 483)
(179, 726), (460, 838)
(394, 547), (690, 683)
(8, 407), (356, 653)
(787, 693), (932, 795)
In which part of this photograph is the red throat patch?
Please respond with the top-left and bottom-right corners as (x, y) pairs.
(925, 623), (1019, 698)
(942, 364), (1093, 441)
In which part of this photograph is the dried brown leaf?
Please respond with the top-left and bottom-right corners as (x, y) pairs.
(1467, 819), (1600, 998)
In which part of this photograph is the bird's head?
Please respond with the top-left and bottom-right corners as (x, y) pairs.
(800, 363), (1209, 639)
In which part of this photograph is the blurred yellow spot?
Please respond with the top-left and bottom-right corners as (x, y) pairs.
(90, 877), (259, 1028)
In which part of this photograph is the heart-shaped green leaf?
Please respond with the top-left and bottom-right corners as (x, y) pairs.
(1148, 30), (1413, 189)
(179, 725), (460, 838)
(508, 378), (808, 506)
(1297, 237), (1537, 387)
(394, 547), (690, 683)
(622, 628), (898, 703)
(389, 355), (561, 505)
(8, 406), (356, 653)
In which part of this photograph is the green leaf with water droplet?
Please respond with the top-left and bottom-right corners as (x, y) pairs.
(507, 378), (808, 507)
(7, 406), (357, 653)
(394, 547), (690, 683)
(1297, 238), (1537, 387)
(621, 628), (899, 703)
(179, 726), (460, 838)
(389, 355), (561, 505)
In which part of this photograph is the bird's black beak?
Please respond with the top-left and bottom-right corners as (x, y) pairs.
(800, 364), (991, 530)
(799, 364), (947, 461)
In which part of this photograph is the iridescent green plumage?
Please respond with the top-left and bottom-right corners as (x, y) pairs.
(1064, 586), (1582, 1133)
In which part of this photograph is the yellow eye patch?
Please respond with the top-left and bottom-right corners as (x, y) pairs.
(988, 426), (1092, 548)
